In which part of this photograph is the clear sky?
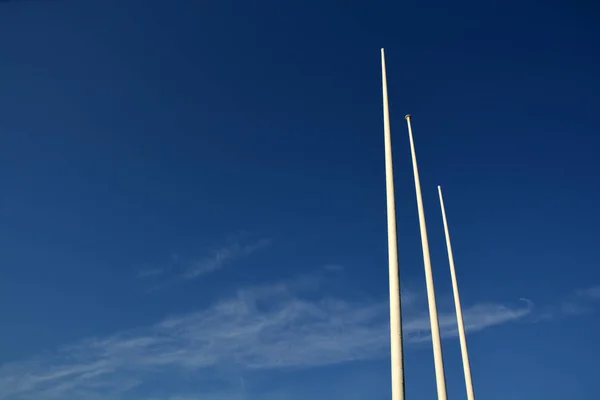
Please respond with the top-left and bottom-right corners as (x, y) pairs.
(1, 0), (599, 399)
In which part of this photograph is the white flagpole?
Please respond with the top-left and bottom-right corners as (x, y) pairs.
(381, 48), (405, 400)
(405, 115), (448, 400)
(438, 186), (475, 400)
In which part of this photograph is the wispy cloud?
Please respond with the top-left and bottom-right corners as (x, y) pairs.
(137, 268), (165, 278)
(538, 284), (600, 319)
(0, 276), (532, 400)
(576, 285), (600, 300)
(404, 299), (533, 343)
(183, 238), (269, 279)
(323, 264), (344, 272)
(136, 238), (270, 284)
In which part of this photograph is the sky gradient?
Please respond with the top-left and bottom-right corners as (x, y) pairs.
(1, 0), (600, 399)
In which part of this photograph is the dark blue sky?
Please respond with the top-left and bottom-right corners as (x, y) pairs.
(1, 1), (599, 399)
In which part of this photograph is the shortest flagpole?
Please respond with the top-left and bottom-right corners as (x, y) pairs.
(437, 186), (475, 400)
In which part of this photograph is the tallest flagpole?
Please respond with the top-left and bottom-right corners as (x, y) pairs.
(381, 48), (405, 400)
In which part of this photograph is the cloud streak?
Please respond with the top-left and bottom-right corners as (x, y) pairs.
(576, 285), (600, 300)
(137, 268), (165, 278)
(183, 239), (269, 279)
(405, 299), (533, 343)
(136, 238), (270, 286)
(0, 278), (531, 400)
(539, 284), (600, 319)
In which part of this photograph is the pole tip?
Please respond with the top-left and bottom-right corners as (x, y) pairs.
(405, 114), (411, 120)
(437, 185), (441, 190)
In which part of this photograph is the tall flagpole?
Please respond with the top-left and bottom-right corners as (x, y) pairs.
(438, 186), (475, 400)
(381, 48), (405, 400)
(405, 115), (448, 400)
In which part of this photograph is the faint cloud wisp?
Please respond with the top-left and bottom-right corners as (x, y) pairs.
(135, 238), (270, 287)
(549, 284), (600, 318)
(184, 238), (270, 279)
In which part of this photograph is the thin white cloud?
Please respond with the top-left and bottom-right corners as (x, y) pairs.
(544, 285), (600, 318)
(323, 264), (344, 272)
(183, 238), (270, 279)
(405, 299), (533, 342)
(137, 268), (165, 278)
(136, 238), (270, 286)
(576, 285), (600, 300)
(0, 277), (530, 400)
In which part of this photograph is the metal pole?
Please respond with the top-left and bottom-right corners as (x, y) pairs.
(381, 48), (405, 400)
(405, 115), (447, 400)
(438, 186), (475, 400)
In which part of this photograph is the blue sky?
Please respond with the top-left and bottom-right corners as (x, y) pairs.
(1, 0), (599, 399)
